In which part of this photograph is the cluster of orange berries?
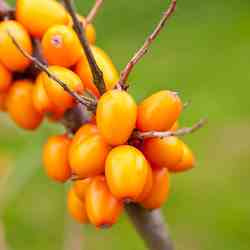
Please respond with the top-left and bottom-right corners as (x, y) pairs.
(0, 0), (196, 228)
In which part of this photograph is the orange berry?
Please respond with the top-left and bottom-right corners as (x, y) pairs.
(16, 0), (70, 38)
(170, 121), (179, 132)
(137, 91), (182, 132)
(136, 164), (153, 202)
(43, 134), (72, 182)
(69, 15), (96, 44)
(105, 145), (149, 200)
(67, 187), (88, 224)
(42, 66), (84, 112)
(75, 46), (119, 97)
(42, 25), (82, 67)
(142, 137), (183, 169)
(168, 142), (195, 173)
(73, 178), (92, 201)
(6, 80), (43, 130)
(0, 92), (8, 111)
(69, 124), (111, 178)
(0, 64), (12, 92)
(86, 176), (123, 227)
(0, 21), (32, 72)
(96, 90), (137, 146)
(141, 168), (170, 209)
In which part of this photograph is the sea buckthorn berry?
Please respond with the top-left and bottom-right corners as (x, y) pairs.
(69, 124), (111, 178)
(142, 137), (183, 169)
(170, 121), (179, 132)
(67, 187), (88, 224)
(6, 80), (43, 130)
(137, 90), (183, 132)
(86, 176), (123, 228)
(96, 90), (137, 146)
(168, 142), (195, 173)
(75, 46), (119, 97)
(42, 66), (84, 112)
(43, 134), (72, 182)
(0, 92), (7, 111)
(41, 25), (82, 67)
(69, 15), (96, 44)
(0, 21), (32, 72)
(141, 168), (170, 209)
(105, 145), (149, 200)
(0, 64), (12, 92)
(16, 0), (70, 38)
(73, 178), (92, 201)
(136, 164), (153, 202)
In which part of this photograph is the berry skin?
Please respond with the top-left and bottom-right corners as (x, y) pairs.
(16, 0), (70, 38)
(42, 25), (82, 67)
(6, 80), (43, 130)
(69, 124), (111, 178)
(67, 187), (88, 224)
(0, 92), (7, 111)
(42, 66), (84, 112)
(170, 121), (179, 132)
(141, 168), (170, 209)
(137, 90), (182, 132)
(73, 178), (92, 201)
(0, 21), (32, 72)
(142, 136), (183, 169)
(168, 142), (195, 173)
(96, 90), (137, 146)
(85, 176), (123, 228)
(105, 145), (149, 201)
(0, 64), (12, 92)
(43, 134), (72, 183)
(75, 46), (119, 97)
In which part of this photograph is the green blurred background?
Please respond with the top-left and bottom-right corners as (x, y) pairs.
(1, 0), (250, 250)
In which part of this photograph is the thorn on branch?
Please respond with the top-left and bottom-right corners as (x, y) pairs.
(133, 117), (207, 140)
(86, 0), (104, 24)
(8, 31), (97, 111)
(116, 0), (177, 89)
(63, 0), (106, 95)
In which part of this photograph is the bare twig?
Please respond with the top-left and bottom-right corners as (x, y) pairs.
(133, 118), (207, 140)
(86, 0), (104, 24)
(63, 0), (106, 95)
(126, 204), (173, 250)
(117, 0), (177, 89)
(8, 31), (97, 111)
(0, 0), (14, 20)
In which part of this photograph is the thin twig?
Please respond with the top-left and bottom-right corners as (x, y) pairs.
(8, 31), (97, 111)
(63, 0), (106, 95)
(133, 118), (207, 140)
(117, 0), (177, 89)
(86, 0), (104, 24)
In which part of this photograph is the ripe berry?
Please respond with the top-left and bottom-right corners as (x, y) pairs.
(0, 64), (12, 92)
(96, 90), (137, 146)
(42, 25), (82, 67)
(6, 80), (43, 130)
(75, 46), (119, 97)
(141, 168), (170, 209)
(168, 142), (195, 173)
(105, 145), (149, 200)
(137, 90), (182, 132)
(0, 21), (32, 72)
(170, 121), (179, 131)
(142, 136), (183, 169)
(42, 66), (84, 112)
(0, 92), (7, 111)
(43, 134), (72, 182)
(67, 187), (88, 224)
(69, 124), (111, 178)
(16, 0), (70, 38)
(85, 176), (123, 228)
(73, 178), (91, 201)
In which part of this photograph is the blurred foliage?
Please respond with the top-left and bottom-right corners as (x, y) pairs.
(1, 0), (250, 250)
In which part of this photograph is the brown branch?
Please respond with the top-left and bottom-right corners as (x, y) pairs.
(126, 204), (174, 250)
(86, 0), (104, 24)
(8, 31), (97, 111)
(117, 0), (177, 89)
(63, 0), (106, 95)
(0, 0), (14, 20)
(133, 118), (207, 140)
